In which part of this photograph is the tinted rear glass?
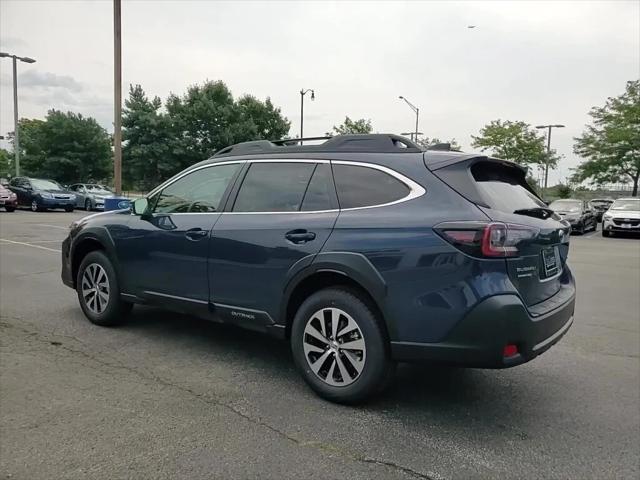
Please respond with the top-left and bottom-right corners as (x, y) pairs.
(470, 162), (545, 212)
(233, 162), (315, 212)
(301, 164), (334, 211)
(333, 164), (409, 209)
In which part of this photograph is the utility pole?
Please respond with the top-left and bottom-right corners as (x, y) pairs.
(0, 52), (36, 176)
(113, 0), (122, 194)
(536, 124), (565, 190)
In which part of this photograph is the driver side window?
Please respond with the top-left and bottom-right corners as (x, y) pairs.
(153, 163), (241, 214)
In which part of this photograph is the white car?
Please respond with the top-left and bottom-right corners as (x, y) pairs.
(602, 198), (640, 237)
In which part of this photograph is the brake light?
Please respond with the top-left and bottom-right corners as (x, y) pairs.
(436, 222), (538, 258)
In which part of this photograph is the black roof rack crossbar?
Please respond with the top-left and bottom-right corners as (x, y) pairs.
(213, 134), (422, 157)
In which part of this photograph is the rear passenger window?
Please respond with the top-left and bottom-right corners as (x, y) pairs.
(333, 164), (410, 209)
(301, 164), (334, 211)
(233, 162), (315, 212)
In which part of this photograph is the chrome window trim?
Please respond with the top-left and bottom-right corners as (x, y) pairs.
(144, 158), (426, 215)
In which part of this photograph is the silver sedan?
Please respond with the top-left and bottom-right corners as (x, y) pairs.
(68, 184), (114, 211)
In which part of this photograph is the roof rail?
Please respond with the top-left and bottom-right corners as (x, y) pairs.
(213, 134), (422, 157)
(426, 143), (452, 151)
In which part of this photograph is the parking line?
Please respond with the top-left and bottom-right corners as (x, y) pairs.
(34, 224), (69, 230)
(0, 238), (61, 253)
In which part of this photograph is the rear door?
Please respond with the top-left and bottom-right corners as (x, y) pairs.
(209, 160), (338, 327)
(432, 158), (571, 307)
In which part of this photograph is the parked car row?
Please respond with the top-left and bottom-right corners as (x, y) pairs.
(544, 197), (639, 237)
(1, 177), (114, 212)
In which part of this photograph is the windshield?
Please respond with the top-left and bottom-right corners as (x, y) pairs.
(31, 179), (63, 191)
(591, 200), (613, 206)
(86, 184), (113, 194)
(549, 200), (582, 212)
(610, 199), (640, 211)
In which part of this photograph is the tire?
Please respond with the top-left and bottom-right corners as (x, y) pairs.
(602, 229), (609, 237)
(290, 287), (395, 404)
(4, 206), (15, 212)
(85, 199), (92, 211)
(76, 250), (132, 326)
(31, 199), (42, 212)
(65, 205), (74, 212)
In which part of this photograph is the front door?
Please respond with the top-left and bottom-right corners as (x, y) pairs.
(119, 162), (243, 312)
(209, 161), (338, 327)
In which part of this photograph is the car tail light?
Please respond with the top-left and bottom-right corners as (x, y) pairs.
(435, 222), (538, 258)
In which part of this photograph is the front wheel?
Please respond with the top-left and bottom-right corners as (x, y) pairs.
(31, 199), (42, 212)
(76, 250), (132, 326)
(4, 206), (15, 212)
(65, 205), (74, 212)
(291, 287), (394, 404)
(85, 199), (92, 211)
(602, 229), (610, 237)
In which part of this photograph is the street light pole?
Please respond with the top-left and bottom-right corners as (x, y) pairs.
(535, 124), (565, 190)
(299, 88), (314, 144)
(113, 0), (123, 195)
(399, 96), (420, 144)
(0, 51), (36, 177)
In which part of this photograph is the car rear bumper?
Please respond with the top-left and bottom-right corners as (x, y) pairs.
(390, 286), (575, 368)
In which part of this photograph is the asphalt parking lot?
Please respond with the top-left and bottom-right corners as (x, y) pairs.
(1, 209), (639, 479)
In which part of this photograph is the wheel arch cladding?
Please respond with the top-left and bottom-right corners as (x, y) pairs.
(282, 253), (389, 340)
(71, 228), (117, 287)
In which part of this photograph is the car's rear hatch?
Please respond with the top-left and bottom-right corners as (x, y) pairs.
(425, 154), (571, 307)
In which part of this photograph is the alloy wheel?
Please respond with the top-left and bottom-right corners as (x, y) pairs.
(303, 307), (366, 387)
(81, 263), (110, 314)
(31, 200), (38, 212)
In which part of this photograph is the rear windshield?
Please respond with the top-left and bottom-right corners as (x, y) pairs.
(470, 162), (545, 213)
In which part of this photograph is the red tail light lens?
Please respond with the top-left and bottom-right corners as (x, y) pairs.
(436, 222), (538, 258)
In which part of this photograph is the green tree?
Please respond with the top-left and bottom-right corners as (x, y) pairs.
(166, 80), (290, 168)
(0, 148), (13, 179)
(13, 111), (111, 184)
(330, 117), (373, 135)
(122, 85), (176, 191)
(471, 120), (551, 167)
(557, 183), (573, 199)
(573, 80), (640, 196)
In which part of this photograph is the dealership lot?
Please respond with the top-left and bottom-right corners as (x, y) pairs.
(1, 210), (638, 479)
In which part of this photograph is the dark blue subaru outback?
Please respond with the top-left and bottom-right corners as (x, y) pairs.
(62, 135), (575, 403)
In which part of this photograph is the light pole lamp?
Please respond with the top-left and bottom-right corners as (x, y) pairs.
(299, 88), (315, 144)
(399, 96), (419, 144)
(535, 124), (565, 190)
(0, 52), (36, 177)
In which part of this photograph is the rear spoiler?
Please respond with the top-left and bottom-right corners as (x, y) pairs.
(424, 153), (527, 174)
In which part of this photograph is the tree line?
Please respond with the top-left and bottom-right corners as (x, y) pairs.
(2, 79), (637, 195)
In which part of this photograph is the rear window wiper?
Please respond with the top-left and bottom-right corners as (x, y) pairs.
(513, 207), (554, 219)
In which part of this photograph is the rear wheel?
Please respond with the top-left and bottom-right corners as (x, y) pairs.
(291, 287), (394, 404)
(76, 250), (132, 326)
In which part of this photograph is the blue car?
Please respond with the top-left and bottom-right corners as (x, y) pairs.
(9, 177), (76, 212)
(61, 135), (575, 403)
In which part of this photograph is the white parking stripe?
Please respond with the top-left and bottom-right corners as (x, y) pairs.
(0, 238), (61, 253)
(34, 224), (69, 230)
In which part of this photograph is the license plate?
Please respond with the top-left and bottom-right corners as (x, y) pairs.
(542, 248), (558, 276)
(622, 223), (632, 229)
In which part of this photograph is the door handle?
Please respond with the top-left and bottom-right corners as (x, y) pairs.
(285, 229), (316, 244)
(185, 228), (208, 241)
